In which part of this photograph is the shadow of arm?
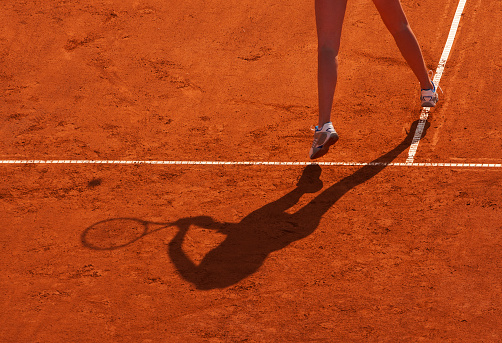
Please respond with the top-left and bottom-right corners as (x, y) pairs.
(168, 221), (200, 283)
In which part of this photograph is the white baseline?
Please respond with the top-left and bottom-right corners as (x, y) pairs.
(0, 160), (501, 168)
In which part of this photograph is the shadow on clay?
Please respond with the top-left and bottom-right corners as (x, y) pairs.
(82, 120), (429, 290)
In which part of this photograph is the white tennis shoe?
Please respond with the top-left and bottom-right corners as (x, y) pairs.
(309, 122), (339, 160)
(421, 82), (439, 107)
(421, 71), (440, 107)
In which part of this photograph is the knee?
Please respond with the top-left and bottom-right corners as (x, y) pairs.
(387, 21), (411, 37)
(318, 44), (339, 59)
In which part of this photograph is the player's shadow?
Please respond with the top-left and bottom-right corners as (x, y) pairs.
(168, 120), (429, 289)
(82, 120), (428, 290)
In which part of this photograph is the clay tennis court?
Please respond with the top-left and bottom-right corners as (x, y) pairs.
(1, 0), (501, 341)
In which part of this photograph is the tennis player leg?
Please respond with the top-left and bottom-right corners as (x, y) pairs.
(310, 0), (347, 159)
(372, 0), (438, 106)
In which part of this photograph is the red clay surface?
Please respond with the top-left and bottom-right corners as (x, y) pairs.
(1, 0), (501, 342)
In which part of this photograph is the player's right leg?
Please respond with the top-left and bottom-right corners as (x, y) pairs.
(315, 0), (347, 127)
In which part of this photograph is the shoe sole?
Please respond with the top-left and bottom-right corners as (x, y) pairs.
(310, 134), (339, 160)
(421, 101), (437, 107)
(422, 100), (437, 107)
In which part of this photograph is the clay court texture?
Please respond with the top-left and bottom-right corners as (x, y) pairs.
(1, 0), (502, 341)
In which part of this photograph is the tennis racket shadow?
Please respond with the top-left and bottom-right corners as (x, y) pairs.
(82, 218), (172, 250)
(81, 216), (217, 251)
(82, 120), (429, 290)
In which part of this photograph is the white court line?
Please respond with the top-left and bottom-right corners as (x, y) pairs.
(0, 160), (501, 168)
(406, 0), (468, 164)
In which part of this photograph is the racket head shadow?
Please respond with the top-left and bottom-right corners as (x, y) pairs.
(81, 218), (150, 250)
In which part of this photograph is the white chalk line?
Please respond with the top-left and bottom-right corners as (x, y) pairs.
(0, 160), (501, 168)
(406, 0), (468, 164)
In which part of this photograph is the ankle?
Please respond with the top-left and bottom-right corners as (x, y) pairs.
(421, 80), (434, 90)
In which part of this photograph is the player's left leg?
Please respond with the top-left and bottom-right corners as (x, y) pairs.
(372, 0), (436, 96)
